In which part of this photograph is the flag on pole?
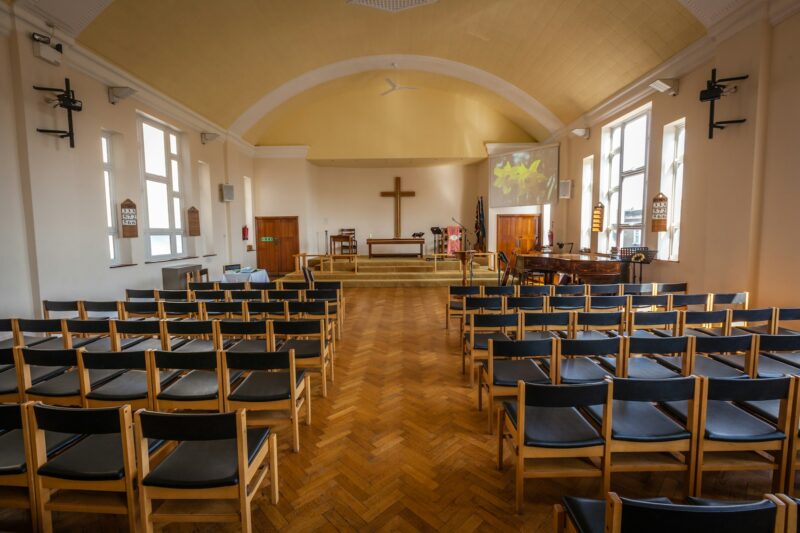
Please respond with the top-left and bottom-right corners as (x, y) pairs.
(475, 196), (486, 251)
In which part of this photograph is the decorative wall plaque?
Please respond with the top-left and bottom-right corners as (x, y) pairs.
(187, 206), (201, 236)
(591, 202), (605, 233)
(120, 199), (138, 238)
(651, 193), (668, 232)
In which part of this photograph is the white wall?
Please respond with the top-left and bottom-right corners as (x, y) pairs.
(253, 160), (481, 255)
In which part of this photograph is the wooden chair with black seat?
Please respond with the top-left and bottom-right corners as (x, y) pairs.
(28, 402), (138, 532)
(728, 307), (778, 336)
(314, 281), (346, 318)
(498, 380), (611, 512)
(160, 318), (222, 353)
(506, 295), (547, 313)
(662, 334), (754, 380)
(188, 281), (217, 292)
(656, 282), (689, 295)
(41, 300), (81, 320)
(14, 318), (98, 351)
(461, 295), (506, 351)
(118, 300), (161, 320)
(463, 312), (520, 387)
(521, 311), (572, 344)
(63, 318), (143, 352)
(0, 402), (38, 529)
(519, 284), (553, 297)
(80, 300), (121, 320)
(712, 291), (750, 311)
(546, 337), (622, 385)
(680, 309), (732, 337)
(125, 288), (157, 301)
(203, 300), (247, 321)
(573, 311), (626, 340)
(229, 289), (266, 302)
(250, 281), (278, 291)
(266, 289), (303, 302)
(769, 308), (800, 336)
(549, 295), (589, 313)
(149, 350), (226, 413)
(587, 295), (630, 315)
(555, 491), (786, 533)
(590, 376), (701, 497)
(246, 300), (288, 321)
(615, 335), (695, 380)
(305, 289), (343, 339)
(134, 409), (278, 532)
(154, 289), (191, 302)
(479, 338), (556, 433)
(627, 309), (681, 339)
(112, 318), (185, 352)
(222, 349), (310, 453)
(15, 347), (126, 407)
(630, 293), (672, 313)
(444, 285), (481, 330)
(217, 320), (270, 353)
(287, 301), (336, 353)
(672, 293), (713, 312)
(690, 376), (795, 496)
(159, 300), (204, 320)
(484, 285), (516, 299)
(270, 319), (333, 398)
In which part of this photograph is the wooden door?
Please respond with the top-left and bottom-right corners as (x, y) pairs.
(256, 216), (299, 274)
(496, 214), (540, 262)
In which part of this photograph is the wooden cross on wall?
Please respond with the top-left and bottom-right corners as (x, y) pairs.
(380, 176), (415, 238)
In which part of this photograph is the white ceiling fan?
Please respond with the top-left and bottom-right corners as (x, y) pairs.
(380, 77), (419, 96)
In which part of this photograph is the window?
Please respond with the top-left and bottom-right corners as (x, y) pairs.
(658, 118), (686, 261)
(579, 155), (594, 251)
(139, 119), (184, 259)
(243, 176), (254, 247)
(198, 161), (215, 255)
(598, 105), (650, 253)
(101, 132), (119, 263)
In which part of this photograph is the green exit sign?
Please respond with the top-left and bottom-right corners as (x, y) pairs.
(260, 236), (274, 242)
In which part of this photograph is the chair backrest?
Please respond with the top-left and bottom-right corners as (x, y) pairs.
(152, 350), (219, 371)
(218, 282), (247, 291)
(465, 296), (503, 312)
(270, 319), (324, 337)
(732, 308), (774, 327)
(80, 300), (120, 319)
(588, 295), (629, 311)
(523, 381), (608, 407)
(470, 312), (518, 331)
(705, 376), (792, 403)
(155, 290), (190, 302)
(314, 281), (343, 292)
(216, 320), (269, 339)
(523, 311), (572, 330)
(120, 300), (160, 319)
(612, 376), (697, 403)
(202, 301), (246, 319)
(623, 283), (655, 296)
(630, 294), (671, 311)
(288, 301), (329, 317)
(672, 293), (711, 310)
(80, 350), (148, 371)
(615, 495), (779, 533)
(113, 319), (162, 338)
(759, 334), (800, 353)
(249, 281), (278, 291)
(223, 350), (292, 371)
(192, 290), (227, 302)
(16, 318), (64, 336)
(712, 291), (749, 310)
(281, 281), (311, 291)
(778, 307), (800, 322)
(161, 319), (216, 340)
(694, 334), (755, 355)
(267, 290), (301, 301)
(188, 282), (216, 291)
(683, 309), (730, 333)
(137, 410), (240, 442)
(589, 284), (622, 296)
(32, 403), (124, 435)
(484, 286), (516, 296)
(561, 337), (622, 357)
(506, 296), (546, 312)
(518, 285), (553, 297)
(64, 319), (111, 338)
(554, 284), (586, 296)
(42, 300), (81, 319)
(627, 335), (692, 356)
(490, 338), (555, 359)
(18, 347), (79, 368)
(628, 310), (680, 335)
(305, 289), (338, 302)
(229, 289), (264, 301)
(575, 311), (624, 333)
(160, 301), (203, 319)
(246, 301), (288, 319)
(125, 288), (156, 301)
(549, 295), (588, 311)
(448, 286), (481, 298)
(657, 282), (689, 295)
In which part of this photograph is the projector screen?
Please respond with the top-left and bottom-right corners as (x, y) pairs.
(488, 143), (560, 208)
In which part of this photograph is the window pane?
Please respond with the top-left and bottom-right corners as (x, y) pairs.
(609, 153), (620, 188)
(171, 159), (180, 192)
(101, 136), (109, 164)
(620, 173), (644, 225)
(103, 171), (113, 228)
(108, 234), (115, 260)
(676, 126), (685, 159)
(620, 228), (642, 248)
(146, 180), (170, 229)
(608, 229), (618, 252)
(173, 197), (182, 229)
(611, 126), (621, 150)
(150, 235), (171, 256)
(142, 123), (166, 177)
(671, 227), (681, 261)
(608, 190), (619, 228)
(622, 115), (647, 171)
(169, 134), (178, 155)
(175, 236), (183, 255)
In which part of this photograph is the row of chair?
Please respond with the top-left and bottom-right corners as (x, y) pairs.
(185, 280), (339, 292)
(0, 402), (278, 532)
(452, 282), (692, 298)
(554, 491), (795, 533)
(498, 375), (800, 512)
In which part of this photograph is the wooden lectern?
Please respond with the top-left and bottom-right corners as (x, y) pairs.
(454, 250), (476, 286)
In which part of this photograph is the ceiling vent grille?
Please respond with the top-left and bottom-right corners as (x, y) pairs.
(347, 0), (438, 13)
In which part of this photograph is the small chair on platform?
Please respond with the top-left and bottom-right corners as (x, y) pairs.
(134, 409), (278, 532)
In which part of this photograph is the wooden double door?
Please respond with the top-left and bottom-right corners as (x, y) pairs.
(256, 216), (299, 275)
(496, 214), (540, 262)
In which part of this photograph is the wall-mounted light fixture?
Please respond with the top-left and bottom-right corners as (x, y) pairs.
(108, 86), (136, 105)
(200, 132), (220, 144)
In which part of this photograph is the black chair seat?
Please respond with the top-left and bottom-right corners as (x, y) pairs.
(739, 325), (799, 336)
(82, 336), (143, 352)
(131, 337), (187, 351)
(278, 340), (322, 359)
(38, 433), (125, 481)
(683, 328), (717, 337)
(764, 351), (800, 368)
(228, 339), (269, 352)
(574, 331), (616, 340)
(466, 332), (512, 351)
(523, 330), (559, 341)
(482, 359), (549, 386)
(712, 354), (799, 378)
(503, 401), (603, 448)
(26, 368), (125, 397)
(0, 364), (11, 374)
(174, 339), (217, 352)
(541, 357), (610, 384)
(562, 495), (673, 533)
(27, 336), (98, 350)
(229, 370), (306, 402)
(158, 369), (243, 401)
(448, 301), (464, 311)
(662, 400), (784, 442)
(0, 336), (48, 349)
(738, 399), (780, 424)
(87, 370), (181, 401)
(585, 401), (690, 442)
(0, 430), (79, 476)
(143, 427), (270, 489)
(599, 356), (679, 379)
(657, 355), (745, 378)
(0, 365), (69, 394)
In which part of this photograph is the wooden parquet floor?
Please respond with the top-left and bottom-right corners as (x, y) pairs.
(0, 288), (782, 532)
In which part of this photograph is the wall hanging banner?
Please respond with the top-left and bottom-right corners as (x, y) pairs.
(651, 193), (668, 232)
(120, 199), (138, 238)
(591, 202), (605, 233)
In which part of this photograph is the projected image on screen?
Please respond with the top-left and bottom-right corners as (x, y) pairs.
(488, 144), (559, 208)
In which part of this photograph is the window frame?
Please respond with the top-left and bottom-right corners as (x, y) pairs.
(658, 118), (686, 261)
(579, 155), (594, 251)
(101, 132), (120, 265)
(138, 116), (185, 261)
(599, 106), (651, 252)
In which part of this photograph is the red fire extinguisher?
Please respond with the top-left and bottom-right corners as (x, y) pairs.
(242, 225), (249, 241)
(547, 225), (554, 248)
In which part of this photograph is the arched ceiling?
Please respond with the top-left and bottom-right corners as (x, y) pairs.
(251, 70), (535, 163)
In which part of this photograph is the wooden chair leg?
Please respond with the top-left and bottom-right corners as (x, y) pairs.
(601, 450), (612, 496)
(468, 354), (475, 387)
(515, 451), (524, 513)
(329, 352), (335, 383)
(240, 496), (252, 533)
(787, 459), (797, 496)
(269, 433), (279, 504)
(35, 482), (52, 533)
(487, 393), (495, 434)
(686, 450), (697, 497)
(477, 372), (483, 411)
(140, 487), (154, 533)
(554, 504), (566, 533)
(321, 363), (328, 398)
(125, 488), (137, 532)
(445, 304), (450, 329)
(497, 410), (505, 471)
(305, 375), (312, 425)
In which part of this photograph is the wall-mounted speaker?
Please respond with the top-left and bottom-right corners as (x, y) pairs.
(559, 180), (572, 199)
(219, 184), (234, 202)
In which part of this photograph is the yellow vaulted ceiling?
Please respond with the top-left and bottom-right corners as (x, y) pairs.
(77, 0), (705, 156)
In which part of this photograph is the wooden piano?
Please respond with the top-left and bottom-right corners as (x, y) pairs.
(513, 253), (628, 284)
